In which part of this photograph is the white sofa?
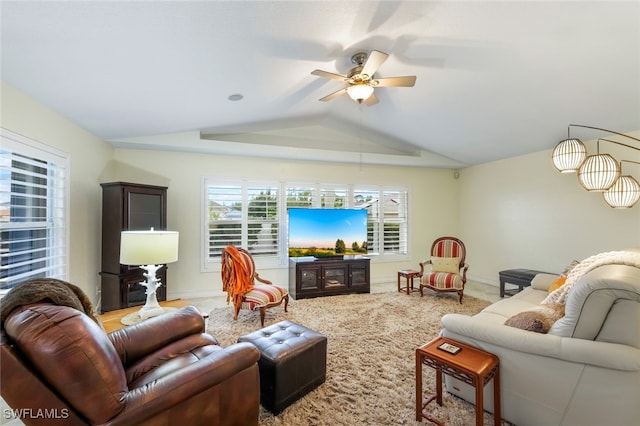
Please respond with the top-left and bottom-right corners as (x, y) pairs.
(440, 252), (640, 426)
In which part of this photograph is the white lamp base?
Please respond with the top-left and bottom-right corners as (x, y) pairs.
(119, 263), (173, 326)
(120, 307), (178, 326)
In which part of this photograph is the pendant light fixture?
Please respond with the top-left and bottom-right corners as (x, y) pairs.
(552, 136), (586, 173)
(553, 125), (640, 208)
(603, 174), (640, 208)
(577, 140), (620, 191)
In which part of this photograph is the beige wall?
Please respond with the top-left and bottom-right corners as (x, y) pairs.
(111, 149), (460, 299)
(1, 82), (114, 300)
(3, 80), (638, 303)
(459, 148), (640, 285)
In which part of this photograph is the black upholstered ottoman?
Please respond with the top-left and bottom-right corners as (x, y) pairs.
(237, 320), (327, 414)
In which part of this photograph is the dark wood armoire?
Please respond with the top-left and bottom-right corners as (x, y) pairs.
(100, 182), (168, 312)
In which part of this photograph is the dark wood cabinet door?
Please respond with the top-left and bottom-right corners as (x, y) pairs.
(124, 187), (166, 231)
(322, 264), (348, 290)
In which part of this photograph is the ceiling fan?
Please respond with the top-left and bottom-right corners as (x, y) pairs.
(311, 50), (416, 106)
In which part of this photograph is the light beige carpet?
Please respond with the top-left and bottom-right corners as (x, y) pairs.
(207, 290), (496, 426)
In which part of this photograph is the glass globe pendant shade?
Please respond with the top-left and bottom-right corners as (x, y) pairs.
(347, 84), (374, 103)
(603, 175), (640, 208)
(577, 153), (620, 192)
(551, 138), (586, 173)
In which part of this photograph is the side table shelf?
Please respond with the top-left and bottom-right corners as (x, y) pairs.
(416, 336), (501, 426)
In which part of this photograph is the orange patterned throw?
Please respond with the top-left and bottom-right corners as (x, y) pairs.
(221, 245), (254, 318)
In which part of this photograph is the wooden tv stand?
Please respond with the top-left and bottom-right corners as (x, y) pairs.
(288, 256), (370, 300)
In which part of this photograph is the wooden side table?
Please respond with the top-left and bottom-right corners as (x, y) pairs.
(416, 336), (501, 426)
(398, 269), (421, 294)
(100, 299), (208, 333)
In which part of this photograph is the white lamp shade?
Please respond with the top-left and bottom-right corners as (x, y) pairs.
(551, 138), (586, 173)
(120, 230), (179, 265)
(577, 153), (620, 192)
(603, 175), (640, 208)
(347, 84), (374, 102)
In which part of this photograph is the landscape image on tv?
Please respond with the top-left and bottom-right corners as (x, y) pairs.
(288, 208), (368, 258)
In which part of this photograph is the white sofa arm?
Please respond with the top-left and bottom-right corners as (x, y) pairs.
(441, 313), (640, 371)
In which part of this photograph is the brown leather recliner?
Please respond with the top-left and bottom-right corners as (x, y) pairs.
(1, 303), (261, 425)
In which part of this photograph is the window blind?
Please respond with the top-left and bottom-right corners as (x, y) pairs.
(1, 130), (69, 290)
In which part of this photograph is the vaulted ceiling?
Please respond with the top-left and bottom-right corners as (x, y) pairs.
(2, 1), (639, 168)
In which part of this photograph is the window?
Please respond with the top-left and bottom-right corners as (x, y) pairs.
(203, 178), (408, 270)
(204, 179), (280, 267)
(353, 187), (408, 255)
(1, 129), (69, 291)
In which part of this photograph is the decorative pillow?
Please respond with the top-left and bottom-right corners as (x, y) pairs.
(504, 303), (565, 334)
(431, 256), (461, 274)
(547, 276), (567, 294)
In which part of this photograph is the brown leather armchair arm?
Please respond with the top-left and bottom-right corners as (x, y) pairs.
(108, 306), (217, 366)
(104, 342), (260, 426)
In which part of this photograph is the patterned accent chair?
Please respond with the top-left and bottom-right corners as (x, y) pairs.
(221, 246), (289, 326)
(419, 236), (469, 303)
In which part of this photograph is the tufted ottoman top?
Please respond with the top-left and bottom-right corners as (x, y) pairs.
(238, 320), (326, 362)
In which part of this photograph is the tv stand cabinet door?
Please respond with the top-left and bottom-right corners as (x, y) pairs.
(322, 263), (348, 291)
(296, 263), (322, 296)
(349, 261), (369, 290)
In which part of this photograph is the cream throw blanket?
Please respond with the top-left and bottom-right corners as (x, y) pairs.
(543, 250), (640, 305)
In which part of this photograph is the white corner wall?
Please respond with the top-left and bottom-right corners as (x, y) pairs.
(1, 82), (115, 301)
(458, 149), (640, 285)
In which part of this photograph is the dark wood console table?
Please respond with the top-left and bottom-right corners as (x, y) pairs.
(288, 256), (370, 300)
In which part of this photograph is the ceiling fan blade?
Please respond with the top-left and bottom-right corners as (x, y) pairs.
(364, 92), (379, 106)
(374, 76), (417, 87)
(361, 50), (388, 77)
(311, 69), (347, 81)
(319, 87), (347, 102)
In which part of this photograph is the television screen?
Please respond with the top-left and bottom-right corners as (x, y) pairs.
(288, 208), (368, 258)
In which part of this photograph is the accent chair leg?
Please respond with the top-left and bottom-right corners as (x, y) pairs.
(283, 294), (289, 312)
(259, 307), (266, 326)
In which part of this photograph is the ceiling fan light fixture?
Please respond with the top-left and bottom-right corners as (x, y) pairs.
(347, 84), (374, 103)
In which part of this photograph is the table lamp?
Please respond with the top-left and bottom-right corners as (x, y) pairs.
(119, 228), (179, 321)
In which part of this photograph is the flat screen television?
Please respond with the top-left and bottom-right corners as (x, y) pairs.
(288, 208), (368, 258)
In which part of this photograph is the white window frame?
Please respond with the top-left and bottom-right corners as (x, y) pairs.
(202, 178), (409, 272)
(202, 178), (284, 271)
(1, 128), (70, 293)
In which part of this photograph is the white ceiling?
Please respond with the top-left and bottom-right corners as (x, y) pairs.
(2, 1), (639, 168)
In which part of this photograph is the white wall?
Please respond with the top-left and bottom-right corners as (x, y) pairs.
(459, 149), (640, 285)
(1, 82), (115, 300)
(111, 149), (460, 300)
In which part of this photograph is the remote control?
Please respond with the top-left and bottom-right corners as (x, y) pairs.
(438, 342), (461, 355)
